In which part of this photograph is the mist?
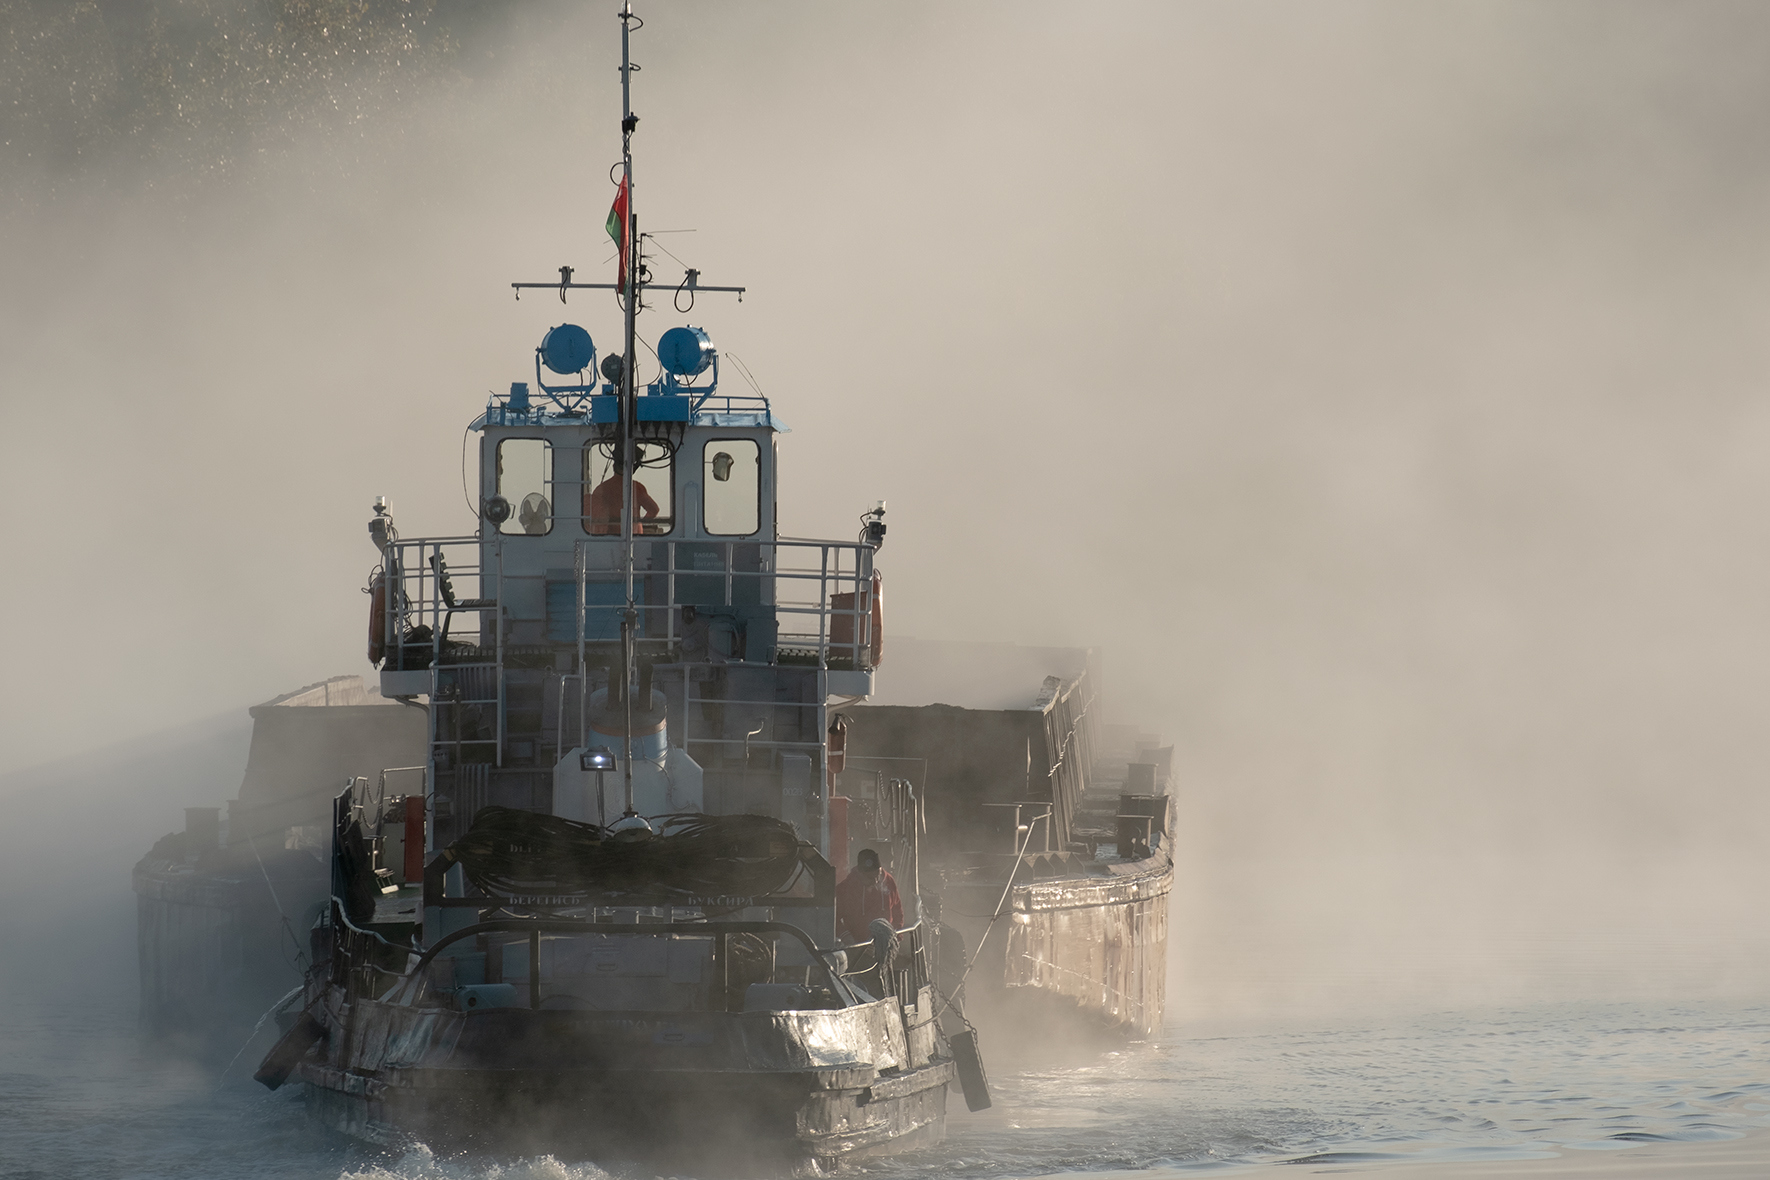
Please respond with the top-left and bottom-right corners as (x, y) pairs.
(5, 0), (1770, 1027)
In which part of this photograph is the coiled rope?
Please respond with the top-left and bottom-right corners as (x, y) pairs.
(447, 806), (806, 901)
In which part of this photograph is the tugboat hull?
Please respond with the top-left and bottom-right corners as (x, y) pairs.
(293, 995), (951, 1164)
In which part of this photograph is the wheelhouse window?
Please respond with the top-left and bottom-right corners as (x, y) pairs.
(496, 438), (552, 536)
(584, 440), (675, 535)
(703, 439), (760, 536)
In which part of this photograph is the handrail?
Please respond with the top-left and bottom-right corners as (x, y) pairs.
(382, 533), (876, 667)
(332, 895), (414, 957)
(396, 917), (856, 1007)
(835, 920), (931, 1002)
(837, 918), (924, 952)
(327, 896), (418, 1001)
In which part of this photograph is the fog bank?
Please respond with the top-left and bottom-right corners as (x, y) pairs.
(6, 1), (1770, 1016)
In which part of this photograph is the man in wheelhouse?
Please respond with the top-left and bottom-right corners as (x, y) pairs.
(585, 445), (661, 535)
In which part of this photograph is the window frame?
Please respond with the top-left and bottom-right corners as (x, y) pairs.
(494, 436), (554, 537)
(582, 439), (678, 536)
(702, 437), (762, 537)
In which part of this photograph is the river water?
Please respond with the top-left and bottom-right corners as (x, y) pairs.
(2, 727), (1766, 1177)
(6, 955), (1769, 1180)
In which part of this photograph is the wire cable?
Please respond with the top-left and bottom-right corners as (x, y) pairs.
(461, 419), (478, 518)
(246, 833), (309, 976)
(646, 234), (693, 271)
(933, 811), (1050, 1021)
(724, 351), (765, 397)
(214, 984), (304, 1090)
(634, 331), (665, 386)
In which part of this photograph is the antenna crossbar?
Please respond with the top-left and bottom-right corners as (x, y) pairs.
(512, 280), (745, 297)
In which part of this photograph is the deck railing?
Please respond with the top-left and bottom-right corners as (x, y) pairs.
(375, 532), (873, 794)
(375, 534), (877, 673)
(838, 921), (932, 1002)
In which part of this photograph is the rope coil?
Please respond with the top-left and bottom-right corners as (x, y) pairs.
(447, 806), (807, 901)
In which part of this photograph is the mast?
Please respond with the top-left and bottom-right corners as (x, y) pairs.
(618, 0), (639, 820)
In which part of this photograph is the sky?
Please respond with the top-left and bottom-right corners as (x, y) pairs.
(5, 0), (1770, 1016)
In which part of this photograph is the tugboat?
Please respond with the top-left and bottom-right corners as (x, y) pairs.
(250, 5), (983, 1165)
(133, 0), (1178, 1159)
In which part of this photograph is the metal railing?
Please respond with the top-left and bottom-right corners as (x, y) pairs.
(839, 921), (931, 1002)
(569, 536), (878, 670)
(376, 533), (872, 779)
(376, 535), (497, 666)
(682, 384), (773, 417)
(327, 897), (416, 1000)
(329, 910), (931, 1014)
(376, 535), (875, 672)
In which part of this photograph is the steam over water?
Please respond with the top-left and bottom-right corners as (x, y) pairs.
(8, 1), (1770, 1177)
(4, 722), (1770, 1178)
(7, 964), (1770, 1178)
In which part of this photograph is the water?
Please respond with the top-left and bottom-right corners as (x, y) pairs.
(5, 961), (1768, 1180)
(935, 1004), (1770, 1173)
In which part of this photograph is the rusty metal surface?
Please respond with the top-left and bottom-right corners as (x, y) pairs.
(943, 849), (1173, 1038)
(300, 1054), (950, 1161)
(323, 993), (922, 1079)
(292, 969), (950, 1161)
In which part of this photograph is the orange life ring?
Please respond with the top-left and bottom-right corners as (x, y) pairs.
(868, 570), (884, 668)
(831, 570), (886, 669)
(367, 573), (388, 666)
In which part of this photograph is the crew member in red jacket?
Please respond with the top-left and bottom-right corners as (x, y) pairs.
(835, 847), (903, 944)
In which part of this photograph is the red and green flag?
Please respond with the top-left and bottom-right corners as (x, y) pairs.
(606, 176), (631, 291)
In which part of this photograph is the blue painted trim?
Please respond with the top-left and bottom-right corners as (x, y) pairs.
(637, 395), (692, 422)
(474, 400), (786, 433)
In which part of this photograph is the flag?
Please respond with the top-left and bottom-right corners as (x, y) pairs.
(606, 175), (630, 292)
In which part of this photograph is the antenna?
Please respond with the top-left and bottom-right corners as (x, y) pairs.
(509, 1), (743, 305)
(509, 3), (742, 307)
(500, 2), (747, 835)
(618, 0), (640, 825)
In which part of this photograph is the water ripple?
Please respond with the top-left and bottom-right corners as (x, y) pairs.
(4, 988), (1770, 1178)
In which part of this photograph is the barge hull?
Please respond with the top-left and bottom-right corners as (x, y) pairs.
(1003, 864), (1171, 1036)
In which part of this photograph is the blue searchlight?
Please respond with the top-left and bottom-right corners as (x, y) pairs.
(658, 325), (714, 377)
(540, 323), (596, 375)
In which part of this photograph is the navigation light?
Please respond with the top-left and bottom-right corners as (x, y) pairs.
(861, 501), (887, 550)
(609, 813), (655, 840)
